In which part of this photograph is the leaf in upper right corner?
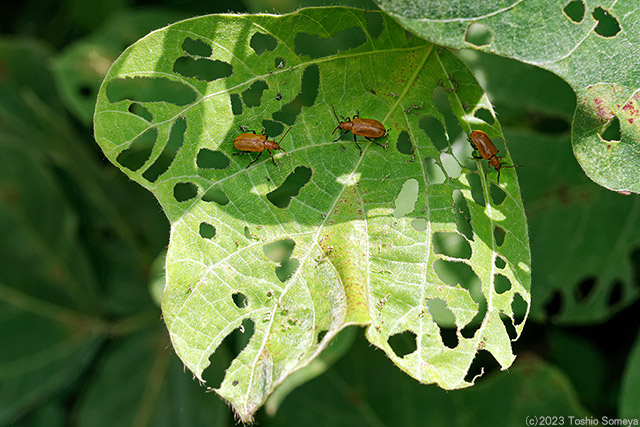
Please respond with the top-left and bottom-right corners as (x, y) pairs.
(374, 0), (640, 194)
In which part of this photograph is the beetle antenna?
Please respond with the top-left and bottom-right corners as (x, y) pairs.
(330, 104), (341, 125)
(277, 126), (292, 155)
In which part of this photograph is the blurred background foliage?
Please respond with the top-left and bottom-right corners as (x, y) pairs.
(0, 0), (639, 425)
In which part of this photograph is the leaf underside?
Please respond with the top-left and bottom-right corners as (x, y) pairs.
(93, 7), (531, 421)
(375, 0), (640, 193)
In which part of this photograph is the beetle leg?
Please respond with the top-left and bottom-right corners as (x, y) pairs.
(369, 139), (387, 149)
(354, 110), (360, 118)
(246, 151), (263, 168)
(354, 134), (363, 155)
(268, 149), (277, 166)
(333, 129), (350, 142)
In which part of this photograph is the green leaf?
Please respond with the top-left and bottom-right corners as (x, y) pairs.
(375, 0), (640, 194)
(53, 9), (189, 125)
(459, 51), (640, 323)
(76, 327), (231, 427)
(0, 139), (103, 425)
(511, 129), (640, 323)
(265, 332), (589, 426)
(93, 7), (531, 421)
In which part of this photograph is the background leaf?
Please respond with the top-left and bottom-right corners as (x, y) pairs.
(94, 7), (531, 420)
(75, 327), (230, 427)
(459, 49), (640, 323)
(262, 331), (589, 426)
(374, 0), (640, 194)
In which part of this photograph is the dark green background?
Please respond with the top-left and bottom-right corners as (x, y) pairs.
(1, 0), (639, 425)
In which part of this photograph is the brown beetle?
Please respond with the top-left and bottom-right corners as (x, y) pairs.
(331, 104), (387, 154)
(469, 130), (519, 183)
(233, 126), (291, 168)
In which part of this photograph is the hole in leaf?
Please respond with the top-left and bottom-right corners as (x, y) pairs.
(116, 128), (157, 171)
(365, 12), (384, 39)
(608, 280), (623, 306)
(490, 183), (506, 205)
(494, 226), (506, 246)
(461, 300), (487, 339)
(317, 330), (328, 344)
(277, 259), (299, 282)
(563, 0), (585, 23)
(474, 108), (495, 125)
(182, 37), (212, 57)
(263, 239), (299, 283)
(432, 86), (463, 144)
(495, 256), (506, 269)
(453, 190), (473, 240)
(419, 116), (448, 151)
(424, 158), (446, 184)
(410, 218), (427, 231)
(433, 232), (471, 259)
(202, 188), (229, 205)
(467, 173), (485, 206)
(427, 298), (458, 348)
(143, 117), (186, 182)
(495, 274), (511, 294)
(544, 290), (563, 318)
(440, 152), (461, 179)
(199, 222), (216, 239)
(173, 57), (233, 82)
(243, 226), (258, 240)
(502, 314), (518, 340)
(464, 22), (492, 47)
(128, 103), (152, 122)
(575, 276), (596, 303)
(464, 350), (500, 383)
(261, 120), (284, 137)
(267, 166), (312, 209)
(230, 93), (243, 116)
(592, 7), (621, 37)
(434, 259), (480, 292)
(395, 131), (413, 155)
(601, 115), (621, 142)
(294, 27), (367, 59)
(512, 293), (528, 324)
(250, 32), (277, 55)
(232, 292), (248, 309)
(263, 239), (294, 263)
(275, 57), (286, 68)
(242, 80), (269, 108)
(393, 179), (419, 218)
(197, 149), (230, 170)
(388, 330), (417, 358)
(272, 64), (319, 125)
(173, 182), (198, 202)
(106, 77), (197, 106)
(201, 318), (254, 389)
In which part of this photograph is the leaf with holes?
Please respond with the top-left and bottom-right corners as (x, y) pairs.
(93, 7), (531, 421)
(375, 0), (640, 194)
